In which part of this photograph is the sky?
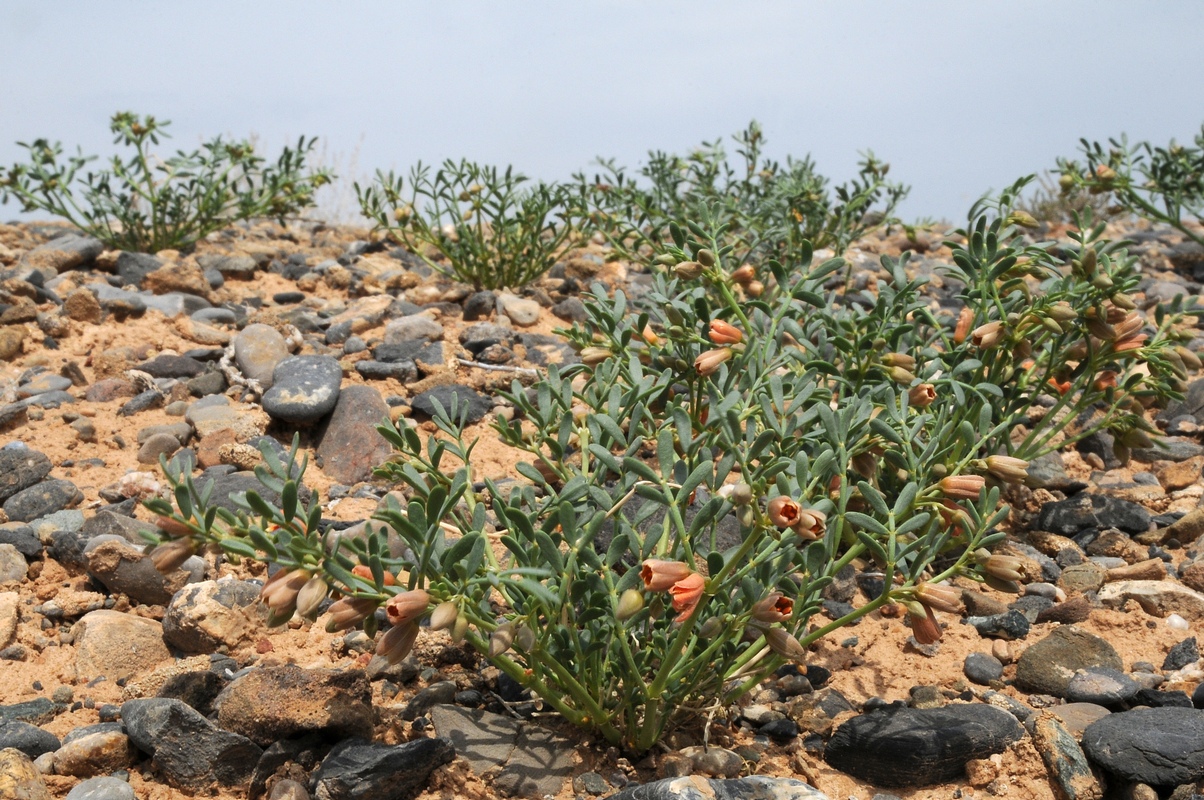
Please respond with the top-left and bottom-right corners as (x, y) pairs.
(2, 1), (1203, 225)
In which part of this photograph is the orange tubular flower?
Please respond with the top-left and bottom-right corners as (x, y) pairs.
(670, 572), (706, 622)
(384, 589), (431, 627)
(1114, 333), (1148, 353)
(908, 383), (936, 408)
(641, 559), (693, 592)
(939, 475), (986, 500)
(352, 564), (396, 586)
(751, 592), (793, 623)
(708, 319), (744, 345)
(953, 307), (974, 345)
(695, 347), (733, 376)
(971, 321), (1005, 349)
(767, 496), (802, 529)
(1094, 371), (1118, 391)
(909, 603), (943, 645)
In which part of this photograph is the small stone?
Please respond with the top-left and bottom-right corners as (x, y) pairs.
(462, 291), (495, 321)
(0, 448), (52, 504)
(53, 727), (135, 777)
(965, 610), (1030, 640)
(964, 653), (1004, 685)
(0, 719), (59, 759)
(1065, 668), (1139, 705)
(354, 360), (418, 383)
(1099, 580), (1204, 622)
(121, 698), (262, 788)
(0, 327), (23, 361)
(214, 665), (375, 746)
(383, 314), (443, 345)
(64, 289), (103, 323)
(1082, 707), (1204, 786)
(496, 293), (541, 326)
(162, 580), (263, 653)
(136, 432), (182, 465)
(1015, 626), (1123, 698)
(0, 747), (51, 800)
(1031, 711), (1102, 800)
(65, 776), (137, 800)
(410, 385), (492, 424)
(73, 610), (171, 683)
(2, 479), (83, 522)
(233, 324), (290, 389)
(315, 386), (394, 485)
(311, 738), (453, 800)
(261, 356), (342, 425)
(22, 233), (103, 273)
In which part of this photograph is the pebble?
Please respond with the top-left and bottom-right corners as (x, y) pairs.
(114, 251), (162, 286)
(0, 447), (52, 504)
(963, 653), (1004, 685)
(65, 776), (137, 800)
(233, 323), (290, 389)
(315, 385), (395, 484)
(121, 698), (262, 788)
(73, 610), (171, 683)
(261, 355), (343, 425)
(497, 292), (541, 325)
(0, 718), (60, 758)
(410, 384), (492, 424)
(1064, 668), (1139, 705)
(310, 738), (453, 800)
(1014, 626), (1123, 698)
(2, 479), (84, 522)
(383, 314), (443, 344)
(0, 747), (50, 800)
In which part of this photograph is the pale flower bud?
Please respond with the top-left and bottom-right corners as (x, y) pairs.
(376, 621), (420, 664)
(746, 280), (764, 298)
(694, 347), (732, 376)
(914, 582), (964, 615)
(490, 623), (515, 657)
(763, 627), (807, 662)
(984, 554), (1025, 583)
(616, 589), (645, 621)
(149, 538), (196, 574)
(513, 625), (536, 652)
(881, 352), (916, 370)
(296, 576), (329, 620)
(674, 261), (704, 280)
(429, 601), (459, 631)
(985, 455), (1030, 484)
(579, 346), (611, 366)
(730, 264), (756, 285)
(888, 366), (916, 385)
(971, 321), (1005, 349)
(324, 596), (378, 633)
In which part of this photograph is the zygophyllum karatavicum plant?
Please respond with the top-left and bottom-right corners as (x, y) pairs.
(1057, 126), (1204, 248)
(0, 112), (331, 253)
(142, 177), (1193, 757)
(356, 159), (577, 290)
(573, 120), (909, 267)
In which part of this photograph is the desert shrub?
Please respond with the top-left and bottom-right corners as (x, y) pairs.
(142, 169), (1191, 755)
(573, 120), (909, 266)
(1057, 126), (1204, 246)
(356, 160), (577, 290)
(0, 112), (331, 252)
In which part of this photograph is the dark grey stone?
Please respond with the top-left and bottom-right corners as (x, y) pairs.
(604, 777), (826, 800)
(261, 356), (343, 425)
(0, 525), (41, 559)
(1081, 707), (1204, 786)
(2, 479), (83, 522)
(963, 653), (1004, 685)
(198, 254), (257, 278)
(1132, 689), (1193, 708)
(1031, 712), (1100, 800)
(115, 252), (163, 286)
(79, 511), (157, 546)
(0, 698), (58, 725)
(0, 718), (59, 757)
(1037, 494), (1151, 536)
(458, 322), (519, 355)
(118, 389), (165, 416)
(156, 670), (225, 717)
(410, 385), (491, 424)
(965, 610), (1030, 640)
(1165, 637), (1200, 671)
(462, 291), (496, 321)
(824, 704), (1024, 787)
(355, 360), (418, 383)
(552, 297), (587, 323)
(136, 355), (206, 378)
(23, 233), (103, 272)
(310, 737), (453, 800)
(400, 681), (458, 721)
(0, 447), (52, 504)
(120, 697), (262, 788)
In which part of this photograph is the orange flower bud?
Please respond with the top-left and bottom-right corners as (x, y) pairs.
(640, 325), (661, 347)
(730, 264), (756, 285)
(351, 564), (397, 587)
(767, 496), (802, 529)
(908, 383), (936, 408)
(641, 559), (693, 592)
(746, 280), (765, 298)
(939, 475), (986, 500)
(971, 321), (1004, 349)
(953, 307), (974, 345)
(384, 589), (430, 628)
(907, 602), (943, 644)
(985, 455), (1030, 484)
(670, 572), (706, 622)
(751, 592), (793, 623)
(694, 347), (732, 376)
(708, 319), (743, 345)
(1093, 371), (1118, 391)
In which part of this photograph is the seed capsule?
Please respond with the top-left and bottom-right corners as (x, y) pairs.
(697, 248), (717, 267)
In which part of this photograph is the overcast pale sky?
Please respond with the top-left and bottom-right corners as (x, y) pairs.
(3, 1), (1202, 223)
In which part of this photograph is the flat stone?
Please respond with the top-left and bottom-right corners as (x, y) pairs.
(965, 610), (1030, 640)
(214, 665), (374, 747)
(824, 704), (1024, 787)
(136, 432), (181, 465)
(16, 374), (71, 397)
(1099, 580), (1204, 622)
(84, 379), (138, 403)
(382, 314), (443, 345)
(162, 579), (263, 653)
(63, 288), (103, 323)
(964, 653), (1004, 685)
(233, 324), (290, 389)
(1065, 668), (1139, 705)
(2, 479), (83, 523)
(113, 251), (162, 286)
(311, 738), (453, 800)
(1037, 494), (1151, 536)
(463, 291), (495, 321)
(136, 355), (206, 379)
(355, 360), (418, 383)
(459, 322), (519, 355)
(497, 293), (541, 326)
(1081, 706), (1204, 786)
(316, 385), (394, 485)
(430, 704), (520, 774)
(21, 233), (103, 273)
(1015, 626), (1123, 698)
(0, 448), (52, 504)
(120, 698), (261, 789)
(198, 254), (257, 278)
(142, 262), (210, 298)
(72, 610), (170, 683)
(1164, 637), (1200, 671)
(79, 511), (157, 546)
(262, 356), (342, 425)
(185, 396), (268, 441)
